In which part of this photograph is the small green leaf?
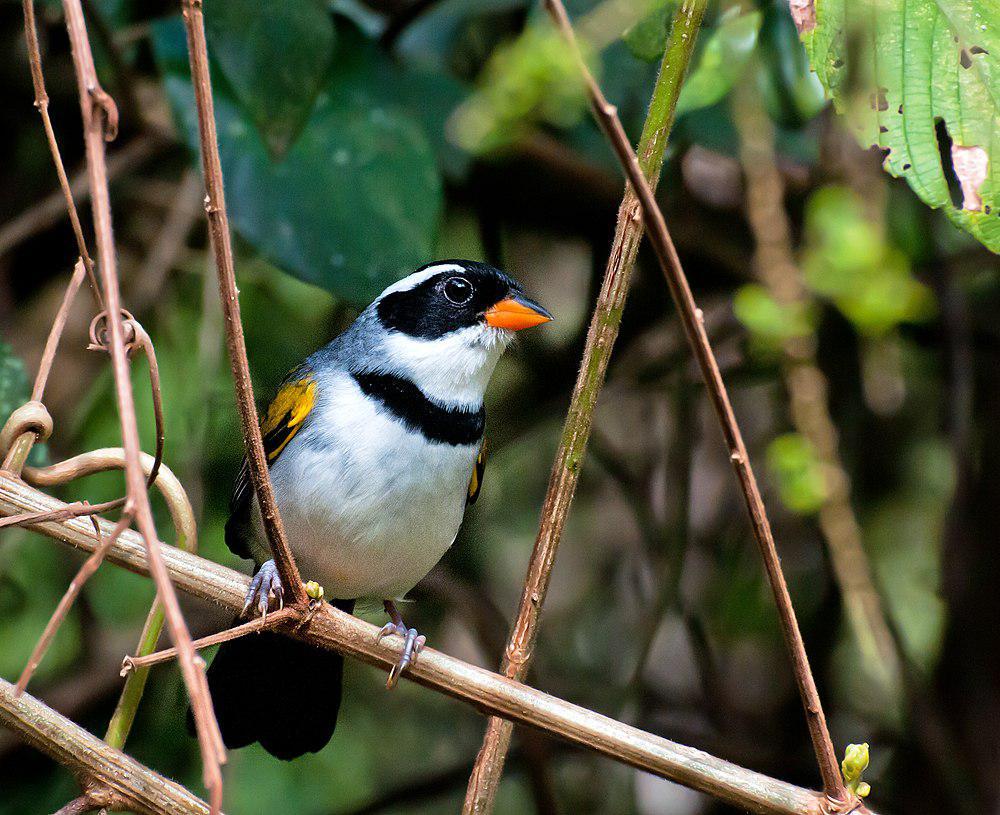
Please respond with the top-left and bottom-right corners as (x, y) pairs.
(449, 23), (588, 153)
(755, 3), (826, 127)
(766, 433), (828, 515)
(205, 0), (335, 157)
(674, 8), (762, 118)
(733, 283), (816, 352)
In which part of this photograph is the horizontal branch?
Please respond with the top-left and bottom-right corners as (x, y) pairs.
(0, 473), (839, 815)
(0, 677), (211, 815)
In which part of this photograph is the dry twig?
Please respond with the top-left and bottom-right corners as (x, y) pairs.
(539, 0), (850, 806)
(58, 0), (226, 808)
(178, 0), (308, 606)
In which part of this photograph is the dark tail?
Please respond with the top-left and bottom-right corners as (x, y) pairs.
(193, 600), (354, 761)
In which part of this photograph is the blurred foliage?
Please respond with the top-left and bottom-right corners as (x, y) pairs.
(765, 433), (828, 515)
(1, 0), (998, 813)
(449, 22), (588, 153)
(798, 0), (1000, 253)
(803, 186), (935, 336)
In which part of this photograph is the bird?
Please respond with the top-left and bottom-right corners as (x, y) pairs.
(199, 259), (552, 760)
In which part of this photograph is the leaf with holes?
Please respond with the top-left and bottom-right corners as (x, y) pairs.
(205, 0), (335, 157)
(795, 0), (1000, 253)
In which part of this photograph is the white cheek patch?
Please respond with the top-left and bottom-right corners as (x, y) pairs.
(379, 324), (511, 407)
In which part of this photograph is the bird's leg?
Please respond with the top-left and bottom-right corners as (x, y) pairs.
(376, 600), (426, 688)
(242, 559), (284, 620)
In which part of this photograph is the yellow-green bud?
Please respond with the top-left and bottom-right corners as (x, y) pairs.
(841, 743), (871, 798)
(305, 581), (325, 601)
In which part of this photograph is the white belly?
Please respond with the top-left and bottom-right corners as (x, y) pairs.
(249, 371), (477, 600)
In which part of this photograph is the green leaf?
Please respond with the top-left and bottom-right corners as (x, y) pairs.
(798, 0), (1000, 253)
(766, 433), (828, 515)
(674, 8), (762, 117)
(0, 342), (45, 466)
(733, 283), (816, 352)
(623, 0), (679, 62)
(154, 19), (443, 306)
(755, 3), (827, 128)
(205, 0), (335, 157)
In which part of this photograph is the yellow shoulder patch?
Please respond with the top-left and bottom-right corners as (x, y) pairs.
(262, 375), (317, 463)
(467, 442), (486, 505)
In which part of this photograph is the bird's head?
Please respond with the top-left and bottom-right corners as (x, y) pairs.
(365, 260), (552, 406)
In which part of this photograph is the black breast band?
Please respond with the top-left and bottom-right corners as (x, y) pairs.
(352, 372), (484, 446)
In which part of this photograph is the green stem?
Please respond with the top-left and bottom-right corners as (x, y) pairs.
(104, 527), (190, 749)
(463, 3), (708, 812)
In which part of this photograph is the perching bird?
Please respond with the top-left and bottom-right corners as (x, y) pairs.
(201, 260), (552, 760)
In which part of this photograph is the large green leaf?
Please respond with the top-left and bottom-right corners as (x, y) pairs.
(154, 19), (443, 305)
(797, 0), (1000, 253)
(205, 0), (335, 157)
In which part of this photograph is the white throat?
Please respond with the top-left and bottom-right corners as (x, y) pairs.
(379, 325), (511, 408)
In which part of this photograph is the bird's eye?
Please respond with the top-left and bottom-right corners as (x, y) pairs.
(443, 276), (473, 305)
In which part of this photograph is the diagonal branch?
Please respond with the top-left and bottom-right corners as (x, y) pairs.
(176, 0), (307, 607)
(57, 0), (226, 808)
(463, 3), (707, 811)
(0, 677), (213, 815)
(0, 473), (858, 815)
(540, 0), (850, 807)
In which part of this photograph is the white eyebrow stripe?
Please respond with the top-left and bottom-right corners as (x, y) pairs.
(378, 264), (467, 298)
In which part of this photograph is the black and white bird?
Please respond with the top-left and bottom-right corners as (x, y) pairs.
(202, 260), (552, 760)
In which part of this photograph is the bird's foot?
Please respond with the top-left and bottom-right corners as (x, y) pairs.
(242, 559), (283, 620)
(376, 601), (426, 688)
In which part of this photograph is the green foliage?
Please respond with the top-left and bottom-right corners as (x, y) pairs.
(625, 5), (762, 119)
(155, 19), (446, 306)
(205, 0), (336, 157)
(799, 0), (1000, 253)
(755, 2), (826, 128)
(449, 23), (588, 153)
(674, 8), (762, 118)
(765, 433), (828, 515)
(0, 341), (45, 466)
(802, 186), (935, 336)
(623, 0), (678, 62)
(733, 283), (816, 353)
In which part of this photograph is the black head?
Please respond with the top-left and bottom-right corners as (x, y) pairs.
(376, 260), (551, 339)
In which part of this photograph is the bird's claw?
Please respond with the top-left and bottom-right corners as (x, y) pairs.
(376, 620), (426, 688)
(241, 560), (284, 620)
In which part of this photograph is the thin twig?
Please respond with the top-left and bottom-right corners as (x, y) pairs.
(1, 261), (88, 474)
(0, 136), (161, 258)
(15, 513), (131, 694)
(0, 475), (844, 815)
(19, 0), (102, 306)
(732, 75), (901, 690)
(540, 0), (849, 805)
(122, 608), (297, 674)
(178, 0), (307, 607)
(463, 4), (707, 811)
(58, 0), (226, 809)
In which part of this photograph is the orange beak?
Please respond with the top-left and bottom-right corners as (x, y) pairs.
(483, 295), (553, 331)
